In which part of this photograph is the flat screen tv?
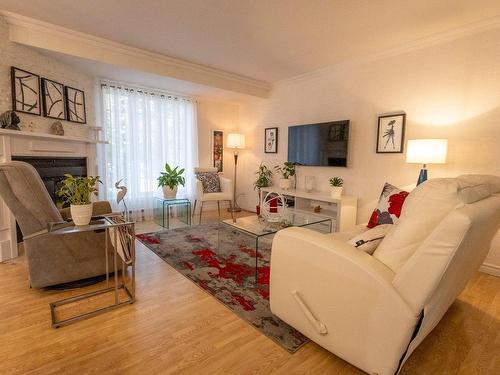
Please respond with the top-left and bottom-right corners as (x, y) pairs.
(288, 120), (349, 167)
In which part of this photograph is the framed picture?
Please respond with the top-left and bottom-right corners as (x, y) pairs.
(65, 86), (86, 123)
(41, 78), (66, 120)
(264, 127), (278, 153)
(376, 113), (406, 153)
(212, 130), (224, 172)
(11, 66), (41, 115)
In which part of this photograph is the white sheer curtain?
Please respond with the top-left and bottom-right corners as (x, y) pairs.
(98, 83), (198, 221)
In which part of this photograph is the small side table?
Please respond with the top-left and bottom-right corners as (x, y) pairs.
(47, 216), (135, 328)
(154, 197), (191, 229)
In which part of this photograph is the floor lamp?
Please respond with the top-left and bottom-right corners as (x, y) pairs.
(406, 139), (448, 185)
(227, 133), (245, 213)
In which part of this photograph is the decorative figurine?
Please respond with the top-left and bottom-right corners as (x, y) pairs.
(50, 121), (65, 136)
(0, 110), (21, 131)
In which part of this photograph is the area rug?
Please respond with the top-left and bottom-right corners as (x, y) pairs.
(136, 223), (309, 353)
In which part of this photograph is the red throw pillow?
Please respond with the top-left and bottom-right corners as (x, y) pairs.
(367, 183), (409, 228)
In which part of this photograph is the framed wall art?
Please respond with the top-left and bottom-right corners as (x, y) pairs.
(65, 86), (86, 124)
(212, 129), (224, 172)
(41, 78), (66, 120)
(11, 66), (41, 115)
(376, 113), (406, 153)
(264, 127), (278, 153)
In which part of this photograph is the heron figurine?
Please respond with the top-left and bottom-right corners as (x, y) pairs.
(115, 179), (129, 219)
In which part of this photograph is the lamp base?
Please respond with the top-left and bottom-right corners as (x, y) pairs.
(417, 167), (428, 186)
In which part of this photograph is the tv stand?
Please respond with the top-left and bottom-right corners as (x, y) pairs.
(260, 187), (357, 232)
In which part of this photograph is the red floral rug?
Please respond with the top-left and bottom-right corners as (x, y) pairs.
(136, 223), (308, 353)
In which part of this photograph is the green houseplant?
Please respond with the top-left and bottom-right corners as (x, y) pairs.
(158, 163), (185, 199)
(253, 162), (273, 214)
(329, 176), (344, 198)
(57, 174), (101, 226)
(274, 162), (296, 190)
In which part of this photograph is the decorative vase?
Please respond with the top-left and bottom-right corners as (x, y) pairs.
(305, 176), (315, 192)
(70, 203), (93, 226)
(279, 178), (292, 190)
(163, 185), (178, 199)
(330, 186), (343, 199)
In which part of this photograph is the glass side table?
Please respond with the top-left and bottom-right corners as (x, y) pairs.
(154, 197), (192, 229)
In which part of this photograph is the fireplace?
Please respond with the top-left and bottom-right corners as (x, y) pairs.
(12, 156), (87, 242)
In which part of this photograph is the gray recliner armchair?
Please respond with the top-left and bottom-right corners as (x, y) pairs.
(0, 161), (113, 288)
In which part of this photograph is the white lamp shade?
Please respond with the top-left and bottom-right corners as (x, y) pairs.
(227, 133), (246, 149)
(406, 139), (448, 164)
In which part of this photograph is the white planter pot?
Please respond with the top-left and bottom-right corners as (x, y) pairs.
(330, 186), (343, 199)
(163, 185), (178, 199)
(70, 203), (93, 226)
(279, 178), (292, 190)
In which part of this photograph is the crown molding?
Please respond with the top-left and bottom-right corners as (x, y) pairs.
(278, 14), (500, 86)
(0, 11), (271, 98)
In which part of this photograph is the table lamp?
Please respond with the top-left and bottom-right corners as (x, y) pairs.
(227, 133), (246, 212)
(406, 139), (448, 185)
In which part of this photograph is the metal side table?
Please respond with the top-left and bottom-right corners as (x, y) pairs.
(47, 216), (136, 328)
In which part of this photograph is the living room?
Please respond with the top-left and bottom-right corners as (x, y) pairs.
(0, 1), (499, 374)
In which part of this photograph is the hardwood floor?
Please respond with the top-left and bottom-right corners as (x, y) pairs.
(1, 209), (499, 374)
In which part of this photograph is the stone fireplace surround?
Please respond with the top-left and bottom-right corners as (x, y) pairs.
(0, 128), (99, 261)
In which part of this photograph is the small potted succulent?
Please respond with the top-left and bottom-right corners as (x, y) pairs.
(57, 174), (101, 226)
(274, 162), (295, 190)
(254, 162), (273, 215)
(329, 176), (344, 198)
(158, 163), (185, 199)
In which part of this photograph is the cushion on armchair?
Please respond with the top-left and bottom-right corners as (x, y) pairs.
(195, 172), (221, 193)
(367, 183), (409, 228)
(373, 178), (462, 271)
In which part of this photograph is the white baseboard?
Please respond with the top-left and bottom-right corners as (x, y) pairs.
(480, 262), (500, 277)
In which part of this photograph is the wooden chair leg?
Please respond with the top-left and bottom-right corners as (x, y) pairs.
(217, 201), (221, 217)
(199, 202), (203, 225)
(192, 200), (197, 218)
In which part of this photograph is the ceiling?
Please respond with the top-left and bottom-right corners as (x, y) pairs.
(2, 0), (500, 83)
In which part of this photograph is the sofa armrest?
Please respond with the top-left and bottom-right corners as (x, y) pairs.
(270, 227), (417, 375)
(59, 201), (113, 221)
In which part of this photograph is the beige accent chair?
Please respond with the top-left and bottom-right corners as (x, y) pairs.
(270, 175), (500, 375)
(0, 161), (113, 288)
(193, 167), (233, 224)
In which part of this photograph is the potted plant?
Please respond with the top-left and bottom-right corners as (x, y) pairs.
(57, 174), (101, 226)
(158, 163), (185, 199)
(274, 162), (295, 190)
(253, 162), (273, 215)
(329, 176), (344, 198)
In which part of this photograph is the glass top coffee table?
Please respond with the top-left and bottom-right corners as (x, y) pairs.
(219, 210), (333, 283)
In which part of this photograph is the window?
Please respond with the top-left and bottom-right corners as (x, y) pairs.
(98, 83), (198, 220)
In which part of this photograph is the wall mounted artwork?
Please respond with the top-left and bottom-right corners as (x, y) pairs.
(264, 127), (278, 153)
(41, 78), (66, 120)
(11, 67), (41, 116)
(376, 113), (406, 153)
(212, 129), (224, 172)
(65, 86), (86, 124)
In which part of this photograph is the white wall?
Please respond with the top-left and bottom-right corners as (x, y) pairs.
(237, 26), (500, 273)
(0, 16), (94, 136)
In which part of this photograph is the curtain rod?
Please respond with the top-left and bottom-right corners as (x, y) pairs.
(99, 80), (195, 102)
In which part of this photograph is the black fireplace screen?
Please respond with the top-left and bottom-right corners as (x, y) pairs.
(12, 156), (87, 241)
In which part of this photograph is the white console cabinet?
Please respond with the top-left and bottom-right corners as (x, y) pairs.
(260, 187), (357, 232)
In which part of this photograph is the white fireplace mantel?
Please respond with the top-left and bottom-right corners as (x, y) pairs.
(0, 129), (103, 261)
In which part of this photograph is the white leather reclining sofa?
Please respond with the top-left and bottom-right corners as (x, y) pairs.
(270, 175), (500, 375)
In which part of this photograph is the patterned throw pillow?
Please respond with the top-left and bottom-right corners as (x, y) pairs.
(367, 183), (409, 228)
(196, 172), (221, 193)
